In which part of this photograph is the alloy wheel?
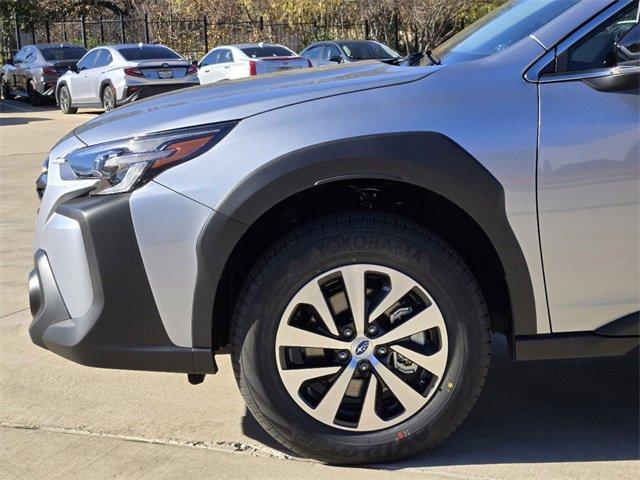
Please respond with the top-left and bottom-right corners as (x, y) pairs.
(60, 88), (69, 111)
(275, 264), (449, 432)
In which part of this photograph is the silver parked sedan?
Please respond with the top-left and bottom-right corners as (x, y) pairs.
(55, 43), (199, 114)
(0, 44), (86, 105)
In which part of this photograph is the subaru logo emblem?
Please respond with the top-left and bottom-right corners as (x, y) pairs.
(162, 63), (169, 68)
(355, 340), (369, 356)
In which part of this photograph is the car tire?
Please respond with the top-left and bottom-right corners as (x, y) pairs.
(58, 85), (77, 114)
(0, 75), (14, 100)
(28, 80), (43, 106)
(101, 85), (116, 112)
(230, 212), (491, 464)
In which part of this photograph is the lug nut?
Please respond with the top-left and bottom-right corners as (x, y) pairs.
(366, 324), (379, 336)
(342, 327), (354, 339)
(337, 351), (350, 362)
(358, 361), (370, 373)
(376, 345), (388, 356)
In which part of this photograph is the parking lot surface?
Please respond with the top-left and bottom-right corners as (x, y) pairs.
(1, 99), (638, 479)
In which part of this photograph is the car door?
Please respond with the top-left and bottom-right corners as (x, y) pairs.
(198, 49), (221, 84)
(70, 49), (99, 103)
(16, 47), (35, 91)
(7, 48), (26, 90)
(216, 49), (235, 80)
(537, 1), (639, 333)
(84, 49), (107, 103)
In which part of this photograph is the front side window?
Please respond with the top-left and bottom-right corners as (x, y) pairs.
(201, 50), (220, 66)
(220, 50), (234, 63)
(77, 50), (99, 70)
(302, 46), (322, 60)
(323, 44), (342, 61)
(425, 0), (581, 65)
(561, 3), (638, 72)
(13, 48), (27, 63)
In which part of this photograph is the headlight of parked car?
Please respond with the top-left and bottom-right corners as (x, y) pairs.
(58, 122), (236, 195)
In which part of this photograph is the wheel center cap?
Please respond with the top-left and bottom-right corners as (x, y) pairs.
(351, 338), (371, 358)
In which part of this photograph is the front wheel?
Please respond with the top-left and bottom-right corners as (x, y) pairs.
(58, 85), (77, 114)
(231, 212), (491, 464)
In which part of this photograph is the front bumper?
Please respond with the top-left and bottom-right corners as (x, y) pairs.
(28, 193), (216, 374)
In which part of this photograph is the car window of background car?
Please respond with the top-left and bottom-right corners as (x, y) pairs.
(40, 46), (87, 61)
(241, 45), (293, 58)
(340, 41), (398, 60)
(93, 49), (110, 68)
(323, 44), (342, 61)
(219, 49), (234, 63)
(24, 49), (36, 64)
(564, 3), (638, 72)
(77, 50), (99, 70)
(118, 45), (181, 61)
(12, 48), (26, 63)
(201, 50), (220, 66)
(302, 46), (322, 60)
(428, 0), (581, 65)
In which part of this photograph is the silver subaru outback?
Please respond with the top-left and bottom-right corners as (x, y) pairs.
(29, 0), (639, 464)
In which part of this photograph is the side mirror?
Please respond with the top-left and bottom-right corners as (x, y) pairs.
(614, 23), (639, 66)
(329, 54), (342, 63)
(68, 64), (78, 73)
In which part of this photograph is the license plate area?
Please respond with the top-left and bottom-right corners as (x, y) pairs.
(158, 69), (173, 79)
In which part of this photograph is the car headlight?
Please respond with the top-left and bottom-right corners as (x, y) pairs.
(58, 122), (236, 195)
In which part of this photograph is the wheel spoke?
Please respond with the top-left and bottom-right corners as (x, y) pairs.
(291, 280), (340, 336)
(371, 358), (425, 411)
(313, 362), (356, 424)
(368, 273), (416, 322)
(277, 323), (349, 350)
(357, 375), (388, 430)
(376, 306), (444, 345)
(341, 265), (367, 335)
(280, 365), (342, 392)
(391, 345), (447, 378)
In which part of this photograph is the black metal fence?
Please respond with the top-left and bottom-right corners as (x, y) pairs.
(2, 14), (381, 61)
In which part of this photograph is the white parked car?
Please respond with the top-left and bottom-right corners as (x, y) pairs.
(197, 43), (311, 84)
(55, 43), (199, 114)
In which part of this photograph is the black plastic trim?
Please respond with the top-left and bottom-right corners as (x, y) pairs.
(595, 312), (640, 337)
(514, 332), (639, 361)
(192, 132), (538, 349)
(29, 194), (216, 374)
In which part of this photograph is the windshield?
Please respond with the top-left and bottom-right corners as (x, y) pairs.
(40, 46), (87, 61)
(241, 45), (294, 58)
(422, 0), (581, 65)
(340, 41), (400, 60)
(118, 46), (182, 61)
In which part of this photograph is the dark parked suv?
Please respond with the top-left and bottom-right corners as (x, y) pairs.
(0, 43), (86, 105)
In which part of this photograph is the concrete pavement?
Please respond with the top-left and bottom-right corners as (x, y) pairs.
(1, 98), (638, 479)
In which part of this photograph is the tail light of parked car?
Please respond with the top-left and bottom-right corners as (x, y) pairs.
(42, 67), (60, 76)
(124, 67), (145, 77)
(186, 65), (197, 76)
(249, 61), (257, 76)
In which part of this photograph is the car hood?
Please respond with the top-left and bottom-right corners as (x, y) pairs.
(74, 61), (442, 145)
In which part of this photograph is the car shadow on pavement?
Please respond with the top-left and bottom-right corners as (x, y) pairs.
(0, 116), (50, 126)
(241, 335), (639, 466)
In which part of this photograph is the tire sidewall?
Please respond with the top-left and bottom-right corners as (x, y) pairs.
(235, 215), (489, 463)
(59, 86), (71, 113)
(102, 85), (115, 111)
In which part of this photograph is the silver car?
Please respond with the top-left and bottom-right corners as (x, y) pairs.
(30, 0), (639, 465)
(300, 39), (401, 66)
(55, 43), (199, 114)
(0, 44), (86, 105)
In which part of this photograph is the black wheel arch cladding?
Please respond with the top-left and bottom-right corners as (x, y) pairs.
(193, 131), (537, 349)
